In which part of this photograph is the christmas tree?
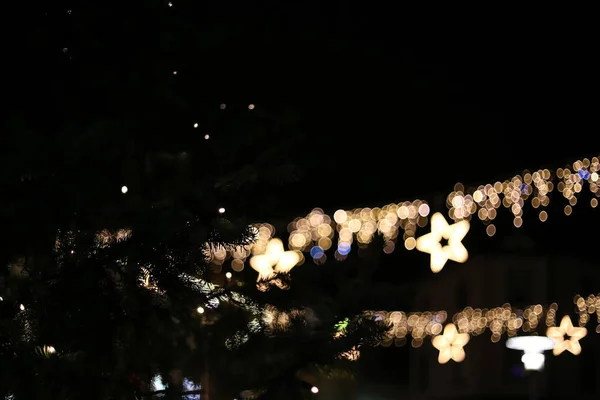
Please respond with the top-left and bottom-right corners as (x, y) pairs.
(0, 3), (385, 399)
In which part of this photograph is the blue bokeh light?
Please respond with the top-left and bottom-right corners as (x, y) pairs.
(520, 183), (528, 195)
(338, 242), (351, 255)
(310, 246), (324, 259)
(578, 169), (590, 180)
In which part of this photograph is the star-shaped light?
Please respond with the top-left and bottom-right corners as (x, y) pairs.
(416, 212), (470, 273)
(546, 315), (587, 356)
(249, 238), (300, 282)
(432, 323), (470, 364)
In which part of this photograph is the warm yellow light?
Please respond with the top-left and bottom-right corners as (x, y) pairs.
(275, 251), (301, 274)
(249, 254), (275, 281)
(249, 238), (300, 282)
(404, 237), (416, 250)
(432, 323), (469, 364)
(546, 315), (587, 356)
(416, 213), (470, 273)
(266, 238), (284, 264)
(225, 272), (232, 279)
(196, 306), (205, 314)
(333, 209), (348, 224)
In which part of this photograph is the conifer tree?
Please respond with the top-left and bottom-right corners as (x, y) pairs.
(1, 3), (387, 399)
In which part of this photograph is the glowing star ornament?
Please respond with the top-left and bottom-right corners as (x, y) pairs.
(431, 323), (470, 364)
(546, 315), (587, 356)
(416, 212), (470, 273)
(249, 238), (300, 282)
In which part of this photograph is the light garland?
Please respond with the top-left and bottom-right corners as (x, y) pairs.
(445, 158), (600, 232)
(364, 293), (600, 363)
(201, 155), (600, 280)
(217, 293), (600, 364)
(371, 294), (600, 345)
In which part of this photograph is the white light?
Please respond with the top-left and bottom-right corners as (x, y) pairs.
(218, 207), (226, 214)
(248, 104), (255, 110)
(207, 298), (220, 308)
(522, 353), (545, 371)
(196, 306), (205, 314)
(506, 336), (555, 353)
(225, 272), (232, 279)
(19, 304), (25, 311)
(310, 386), (319, 394)
(121, 186), (128, 194)
(152, 375), (166, 391)
(47, 346), (56, 354)
(506, 336), (555, 371)
(193, 123), (199, 128)
(204, 134), (210, 140)
(173, 70), (177, 75)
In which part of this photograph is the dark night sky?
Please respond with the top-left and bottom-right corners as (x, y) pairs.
(7, 5), (596, 188)
(5, 3), (597, 242)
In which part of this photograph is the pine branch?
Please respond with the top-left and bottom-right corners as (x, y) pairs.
(136, 389), (203, 398)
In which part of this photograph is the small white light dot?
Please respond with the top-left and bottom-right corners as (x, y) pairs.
(193, 123), (199, 128)
(47, 346), (56, 354)
(225, 272), (232, 279)
(311, 386), (319, 394)
(204, 134), (210, 140)
(173, 70), (177, 75)
(71, 250), (75, 254)
(220, 103), (226, 110)
(19, 304), (25, 311)
(196, 306), (205, 314)
(218, 207), (226, 214)
(0, 296), (4, 301)
(121, 186), (128, 194)
(248, 104), (255, 110)
(167, 1), (173, 7)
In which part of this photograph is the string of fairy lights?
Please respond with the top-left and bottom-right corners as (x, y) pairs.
(199, 153), (600, 278)
(221, 291), (598, 364)
(363, 293), (597, 363)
